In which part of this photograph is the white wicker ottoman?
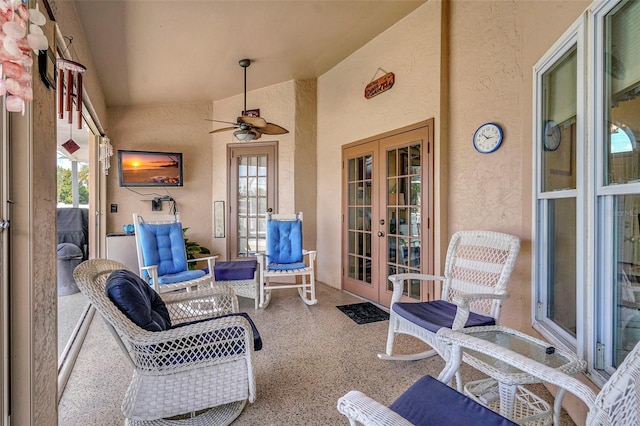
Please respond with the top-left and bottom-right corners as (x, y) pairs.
(214, 259), (259, 309)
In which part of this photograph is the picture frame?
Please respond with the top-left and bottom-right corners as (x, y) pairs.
(38, 47), (56, 90)
(214, 201), (225, 238)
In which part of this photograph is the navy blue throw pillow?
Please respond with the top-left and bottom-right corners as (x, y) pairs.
(106, 269), (172, 331)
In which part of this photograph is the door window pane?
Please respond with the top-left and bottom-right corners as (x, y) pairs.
(236, 154), (268, 257)
(386, 145), (421, 298)
(346, 155), (373, 284)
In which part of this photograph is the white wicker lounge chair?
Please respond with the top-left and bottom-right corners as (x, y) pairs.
(378, 230), (520, 386)
(340, 329), (640, 426)
(436, 328), (640, 426)
(73, 259), (260, 425)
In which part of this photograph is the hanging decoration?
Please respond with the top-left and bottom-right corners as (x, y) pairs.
(0, 1), (48, 114)
(364, 68), (394, 99)
(57, 36), (86, 129)
(99, 135), (113, 175)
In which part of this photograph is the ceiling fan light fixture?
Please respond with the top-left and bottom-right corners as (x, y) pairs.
(234, 129), (257, 141)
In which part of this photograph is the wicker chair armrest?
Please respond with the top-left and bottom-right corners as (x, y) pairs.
(161, 284), (239, 323)
(388, 273), (445, 305)
(129, 314), (255, 372)
(436, 328), (594, 407)
(450, 293), (509, 330)
(337, 390), (413, 426)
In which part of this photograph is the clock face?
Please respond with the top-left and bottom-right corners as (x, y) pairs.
(473, 123), (503, 154)
(543, 120), (561, 151)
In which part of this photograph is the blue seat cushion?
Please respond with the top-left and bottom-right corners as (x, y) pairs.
(106, 269), (172, 331)
(267, 219), (303, 265)
(392, 300), (495, 333)
(157, 269), (205, 285)
(214, 259), (257, 281)
(266, 261), (307, 271)
(138, 221), (188, 276)
(390, 375), (517, 426)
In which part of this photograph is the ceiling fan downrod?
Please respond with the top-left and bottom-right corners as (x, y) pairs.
(239, 58), (251, 115)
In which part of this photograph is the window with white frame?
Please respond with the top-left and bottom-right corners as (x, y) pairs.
(534, 21), (583, 352)
(534, 0), (640, 380)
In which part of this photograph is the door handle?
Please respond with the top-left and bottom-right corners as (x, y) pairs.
(377, 231), (385, 237)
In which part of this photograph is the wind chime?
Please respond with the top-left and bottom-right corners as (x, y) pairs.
(56, 36), (87, 157)
(99, 135), (113, 175)
(56, 37), (86, 130)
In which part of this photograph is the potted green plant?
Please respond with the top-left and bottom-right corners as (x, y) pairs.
(182, 228), (211, 270)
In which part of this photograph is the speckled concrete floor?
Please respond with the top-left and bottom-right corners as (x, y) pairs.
(58, 282), (575, 425)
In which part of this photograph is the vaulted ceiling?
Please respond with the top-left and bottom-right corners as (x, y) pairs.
(71, 0), (425, 108)
(57, 1), (425, 162)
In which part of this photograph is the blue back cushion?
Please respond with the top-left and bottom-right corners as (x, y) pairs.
(138, 221), (187, 275)
(106, 269), (172, 331)
(266, 219), (303, 264)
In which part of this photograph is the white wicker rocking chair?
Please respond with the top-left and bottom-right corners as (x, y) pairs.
(133, 213), (217, 294)
(256, 212), (317, 308)
(73, 259), (259, 425)
(379, 230), (520, 385)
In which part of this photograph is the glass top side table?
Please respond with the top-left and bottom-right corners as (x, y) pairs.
(438, 325), (586, 426)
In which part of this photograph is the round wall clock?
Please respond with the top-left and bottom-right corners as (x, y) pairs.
(473, 122), (503, 154)
(543, 120), (561, 151)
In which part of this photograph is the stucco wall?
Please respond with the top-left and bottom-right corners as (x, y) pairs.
(317, 0), (444, 288)
(106, 102), (214, 254)
(447, 0), (589, 334)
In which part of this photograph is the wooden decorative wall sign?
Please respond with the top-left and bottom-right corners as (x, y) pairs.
(364, 70), (395, 99)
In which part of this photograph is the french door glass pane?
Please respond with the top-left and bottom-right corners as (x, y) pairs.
(546, 198), (577, 337)
(347, 155), (372, 284)
(386, 144), (421, 299)
(237, 154), (267, 256)
(613, 195), (640, 366)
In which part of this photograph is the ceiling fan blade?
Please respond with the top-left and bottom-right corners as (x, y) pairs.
(206, 118), (239, 126)
(260, 123), (289, 135)
(238, 116), (267, 128)
(209, 126), (236, 134)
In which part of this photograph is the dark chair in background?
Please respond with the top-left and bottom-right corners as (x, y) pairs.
(57, 207), (89, 296)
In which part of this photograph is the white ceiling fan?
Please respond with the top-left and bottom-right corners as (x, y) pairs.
(208, 59), (289, 141)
